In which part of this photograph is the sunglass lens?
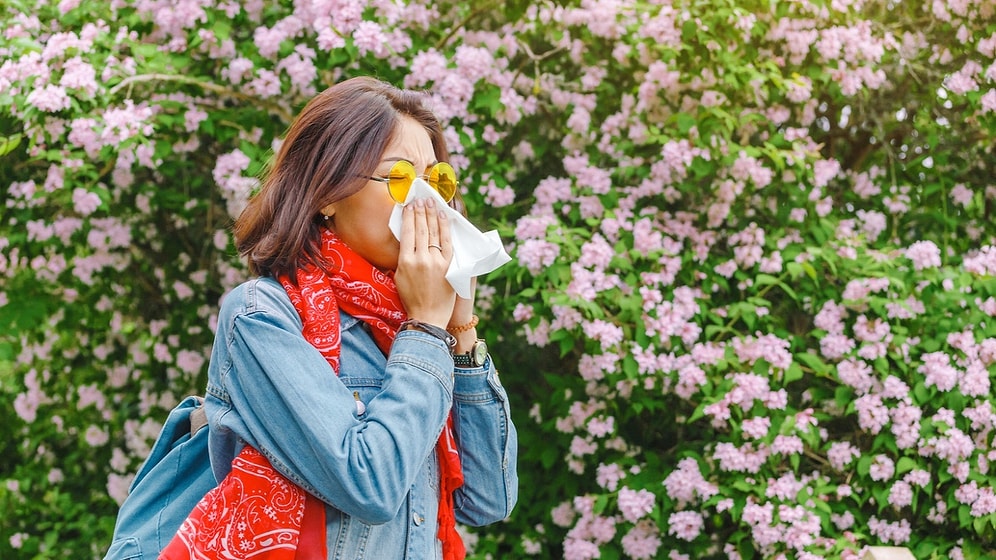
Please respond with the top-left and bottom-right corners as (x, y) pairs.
(388, 161), (416, 202)
(429, 162), (457, 202)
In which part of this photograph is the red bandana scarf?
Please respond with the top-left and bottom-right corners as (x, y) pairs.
(162, 229), (465, 560)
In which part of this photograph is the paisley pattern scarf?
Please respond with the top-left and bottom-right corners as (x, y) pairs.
(161, 229), (465, 560)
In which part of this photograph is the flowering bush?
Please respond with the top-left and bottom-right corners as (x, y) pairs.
(2, 0), (996, 558)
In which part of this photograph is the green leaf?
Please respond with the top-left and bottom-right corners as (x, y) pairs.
(795, 352), (829, 375)
(0, 133), (22, 157)
(802, 262), (818, 282)
(896, 456), (918, 475)
(676, 112), (697, 135)
(785, 362), (804, 383)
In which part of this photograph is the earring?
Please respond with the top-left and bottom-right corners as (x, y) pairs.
(323, 214), (330, 220)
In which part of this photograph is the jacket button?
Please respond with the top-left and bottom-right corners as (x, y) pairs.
(412, 512), (424, 526)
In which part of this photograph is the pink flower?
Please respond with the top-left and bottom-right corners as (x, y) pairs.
(107, 473), (133, 506)
(713, 441), (769, 473)
(221, 57), (254, 84)
(667, 510), (704, 541)
(814, 300), (847, 333)
(596, 463), (625, 491)
(569, 435), (596, 457)
(551, 501), (575, 527)
(971, 488), (996, 517)
(673, 364), (706, 399)
(586, 416), (615, 438)
(888, 480), (914, 508)
(812, 159), (841, 188)
(731, 333), (792, 370)
(620, 520), (661, 559)
(919, 351), (959, 391)
(831, 511), (854, 531)
(278, 49), (317, 94)
(766, 472), (804, 500)
(905, 240), (942, 270)
(663, 457), (717, 505)
(59, 56), (98, 96)
(785, 76), (813, 103)
(72, 188), (101, 215)
(950, 183), (973, 207)
(837, 358), (875, 393)
(742, 416), (771, 439)
(771, 435), (804, 455)
(868, 454), (896, 481)
(85, 425), (109, 446)
(827, 441), (861, 470)
(854, 393), (889, 433)
(959, 360), (990, 397)
(741, 501), (773, 526)
(820, 333), (855, 360)
(246, 69), (281, 98)
(512, 303), (534, 322)
(578, 234), (615, 269)
(617, 486), (656, 523)
(867, 517), (911, 545)
(27, 84), (71, 112)
(352, 21), (388, 58)
(213, 149), (251, 192)
(563, 538), (600, 560)
(946, 70), (978, 95)
(253, 25), (287, 59)
(176, 349), (205, 374)
(964, 246), (996, 275)
(981, 89), (996, 113)
(904, 469), (931, 487)
(730, 152), (773, 188)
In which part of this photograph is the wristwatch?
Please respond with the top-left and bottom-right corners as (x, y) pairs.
(453, 339), (488, 368)
(399, 319), (456, 351)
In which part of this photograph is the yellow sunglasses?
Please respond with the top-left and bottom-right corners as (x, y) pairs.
(364, 160), (458, 203)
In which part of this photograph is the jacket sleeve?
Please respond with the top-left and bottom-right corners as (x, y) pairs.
(212, 279), (454, 525)
(450, 357), (519, 526)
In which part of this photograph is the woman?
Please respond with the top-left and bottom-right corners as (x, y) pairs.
(166, 77), (518, 559)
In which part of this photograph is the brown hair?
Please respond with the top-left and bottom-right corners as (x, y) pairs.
(233, 76), (454, 281)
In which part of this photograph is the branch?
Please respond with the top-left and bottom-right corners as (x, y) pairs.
(109, 73), (293, 122)
(435, 2), (500, 51)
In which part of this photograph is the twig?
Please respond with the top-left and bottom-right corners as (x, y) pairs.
(109, 73), (293, 122)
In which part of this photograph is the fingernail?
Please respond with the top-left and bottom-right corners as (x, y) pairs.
(425, 198), (435, 208)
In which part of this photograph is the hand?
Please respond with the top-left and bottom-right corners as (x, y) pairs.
(395, 198), (455, 328)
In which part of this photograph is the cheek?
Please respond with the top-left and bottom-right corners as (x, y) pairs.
(337, 200), (400, 267)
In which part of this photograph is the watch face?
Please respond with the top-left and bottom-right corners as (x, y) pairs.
(472, 340), (488, 366)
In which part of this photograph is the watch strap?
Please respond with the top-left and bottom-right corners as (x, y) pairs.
(453, 339), (487, 368)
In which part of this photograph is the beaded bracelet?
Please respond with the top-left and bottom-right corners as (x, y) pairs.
(446, 314), (479, 334)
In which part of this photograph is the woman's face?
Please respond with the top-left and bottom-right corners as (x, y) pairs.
(325, 116), (436, 271)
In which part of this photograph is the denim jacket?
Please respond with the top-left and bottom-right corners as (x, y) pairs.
(203, 277), (518, 559)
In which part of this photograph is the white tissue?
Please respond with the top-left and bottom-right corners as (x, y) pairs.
(388, 178), (511, 299)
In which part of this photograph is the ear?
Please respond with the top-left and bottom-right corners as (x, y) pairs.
(320, 204), (335, 219)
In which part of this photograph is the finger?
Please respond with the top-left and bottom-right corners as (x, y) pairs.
(425, 198), (441, 251)
(401, 201), (416, 253)
(412, 198), (428, 249)
(437, 206), (452, 258)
